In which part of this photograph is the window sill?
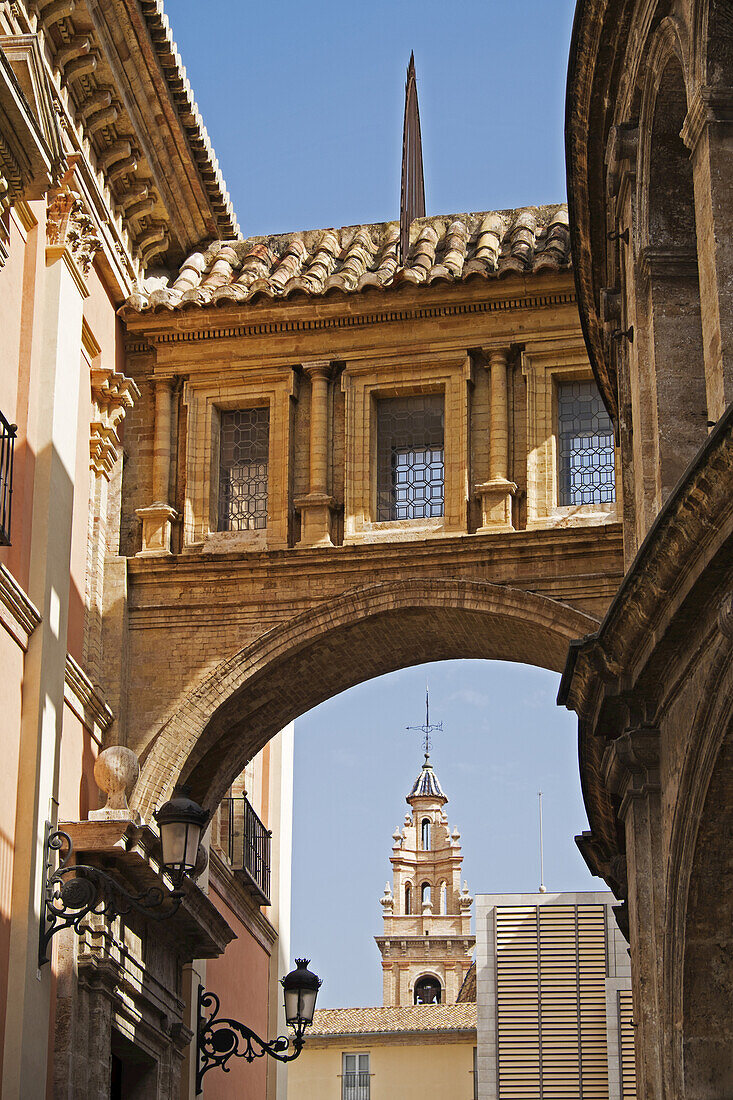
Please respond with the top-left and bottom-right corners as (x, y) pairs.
(199, 528), (269, 553)
(345, 517), (456, 545)
(527, 502), (618, 530)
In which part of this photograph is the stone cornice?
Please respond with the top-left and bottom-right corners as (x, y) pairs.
(64, 652), (114, 740)
(559, 403), (733, 720)
(122, 287), (578, 348)
(305, 1027), (476, 1049)
(0, 563), (41, 648)
(681, 84), (733, 153)
(207, 845), (278, 954)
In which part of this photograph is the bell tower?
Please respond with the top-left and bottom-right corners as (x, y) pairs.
(375, 737), (474, 1006)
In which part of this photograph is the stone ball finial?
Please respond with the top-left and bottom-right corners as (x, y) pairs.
(90, 745), (140, 822)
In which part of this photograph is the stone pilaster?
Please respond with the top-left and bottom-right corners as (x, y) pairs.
(682, 85), (733, 419)
(475, 349), (516, 530)
(603, 726), (666, 1100)
(295, 360), (335, 547)
(137, 378), (177, 555)
(1, 213), (88, 1100)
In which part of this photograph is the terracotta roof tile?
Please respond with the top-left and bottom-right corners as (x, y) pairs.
(128, 203), (570, 313)
(308, 1003), (477, 1038)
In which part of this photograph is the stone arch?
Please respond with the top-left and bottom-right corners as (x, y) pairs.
(635, 24), (708, 500)
(131, 579), (597, 819)
(665, 638), (733, 1096)
(413, 972), (443, 1006)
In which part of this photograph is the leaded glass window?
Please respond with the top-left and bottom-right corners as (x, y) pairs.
(342, 1053), (370, 1100)
(557, 381), (615, 506)
(376, 394), (444, 521)
(218, 408), (269, 531)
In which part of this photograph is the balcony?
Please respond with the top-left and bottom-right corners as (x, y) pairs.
(343, 1072), (371, 1100)
(0, 409), (16, 546)
(220, 795), (271, 905)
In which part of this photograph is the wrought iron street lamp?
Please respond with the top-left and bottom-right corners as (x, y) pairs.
(154, 787), (210, 887)
(39, 788), (209, 966)
(196, 959), (322, 1093)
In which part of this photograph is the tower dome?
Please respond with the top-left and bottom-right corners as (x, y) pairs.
(408, 753), (447, 803)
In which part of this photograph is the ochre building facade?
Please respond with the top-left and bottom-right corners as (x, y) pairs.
(120, 206), (624, 828)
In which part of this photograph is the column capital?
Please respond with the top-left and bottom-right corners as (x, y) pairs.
(483, 347), (510, 368)
(681, 83), (733, 153)
(302, 359), (333, 381)
(602, 726), (661, 818)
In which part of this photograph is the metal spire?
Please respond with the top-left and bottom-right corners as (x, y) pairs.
(407, 685), (442, 758)
(400, 51), (426, 267)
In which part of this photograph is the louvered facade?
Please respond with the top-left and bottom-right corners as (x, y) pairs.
(475, 892), (635, 1100)
(617, 990), (636, 1099)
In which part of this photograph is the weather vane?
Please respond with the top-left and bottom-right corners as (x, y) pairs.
(407, 686), (442, 757)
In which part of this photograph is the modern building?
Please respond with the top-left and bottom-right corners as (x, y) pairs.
(475, 891), (635, 1099)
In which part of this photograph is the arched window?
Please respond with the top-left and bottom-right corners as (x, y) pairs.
(404, 883), (412, 915)
(440, 881), (447, 914)
(414, 976), (442, 1005)
(421, 817), (431, 850)
(421, 882), (431, 907)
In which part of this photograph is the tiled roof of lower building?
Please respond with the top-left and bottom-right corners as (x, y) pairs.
(308, 1003), (477, 1038)
(128, 203), (569, 312)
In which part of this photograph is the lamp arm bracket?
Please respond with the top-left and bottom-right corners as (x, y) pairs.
(196, 987), (306, 1093)
(39, 824), (183, 966)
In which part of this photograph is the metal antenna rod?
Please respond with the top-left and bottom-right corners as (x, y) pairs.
(538, 791), (546, 893)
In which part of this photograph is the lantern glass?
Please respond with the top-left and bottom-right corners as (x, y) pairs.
(298, 986), (318, 1025)
(282, 959), (321, 1027)
(284, 986), (300, 1026)
(153, 789), (209, 887)
(160, 820), (201, 875)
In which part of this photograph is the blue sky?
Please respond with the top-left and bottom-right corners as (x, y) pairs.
(169, 0), (576, 238)
(167, 0), (597, 1008)
(291, 661), (596, 1008)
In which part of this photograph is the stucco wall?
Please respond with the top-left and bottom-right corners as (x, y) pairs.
(289, 1039), (476, 1100)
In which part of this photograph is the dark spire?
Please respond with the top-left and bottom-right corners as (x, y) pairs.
(400, 52), (426, 267)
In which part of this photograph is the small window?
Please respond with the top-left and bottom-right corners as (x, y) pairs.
(404, 883), (412, 915)
(421, 882), (431, 907)
(414, 976), (442, 1005)
(421, 818), (431, 850)
(218, 407), (270, 531)
(376, 394), (444, 521)
(557, 381), (615, 506)
(440, 881), (447, 914)
(342, 1052), (370, 1099)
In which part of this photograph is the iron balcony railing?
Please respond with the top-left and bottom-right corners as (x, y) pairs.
(0, 410), (17, 546)
(221, 795), (271, 905)
(342, 1072), (371, 1100)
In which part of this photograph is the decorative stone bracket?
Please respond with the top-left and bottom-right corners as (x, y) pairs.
(47, 185), (103, 276)
(602, 725), (661, 821)
(90, 366), (140, 478)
